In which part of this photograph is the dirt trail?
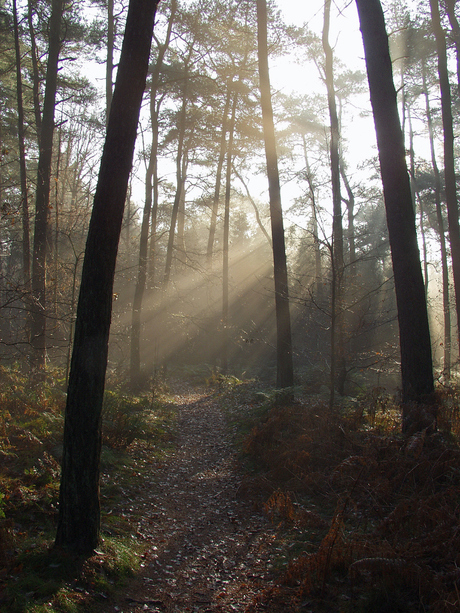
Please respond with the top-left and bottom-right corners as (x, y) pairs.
(103, 387), (278, 613)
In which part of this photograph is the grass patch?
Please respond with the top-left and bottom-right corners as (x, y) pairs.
(0, 365), (176, 613)
(3, 534), (145, 613)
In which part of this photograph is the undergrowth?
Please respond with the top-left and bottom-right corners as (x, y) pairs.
(4, 365), (460, 612)
(228, 383), (460, 613)
(0, 365), (176, 613)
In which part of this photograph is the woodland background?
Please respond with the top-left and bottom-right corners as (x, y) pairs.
(3, 1), (460, 611)
(1, 0), (450, 393)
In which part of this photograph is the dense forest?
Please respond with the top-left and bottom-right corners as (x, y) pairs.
(2, 0), (460, 611)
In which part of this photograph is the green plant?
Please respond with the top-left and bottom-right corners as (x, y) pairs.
(0, 368), (177, 613)
(102, 390), (154, 448)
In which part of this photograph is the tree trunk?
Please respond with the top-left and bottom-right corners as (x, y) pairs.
(340, 163), (355, 273)
(52, 123), (62, 321)
(257, 0), (294, 389)
(55, 0), (159, 555)
(422, 59), (451, 377)
(301, 136), (323, 304)
(125, 183), (133, 268)
(444, 0), (460, 98)
(206, 85), (231, 269)
(144, 0), (178, 291)
(130, 57), (172, 388)
(106, 0), (114, 125)
(340, 161), (360, 362)
(176, 146), (189, 268)
(131, 158), (154, 387)
(323, 0), (346, 402)
(147, 94), (163, 286)
(163, 70), (188, 289)
(221, 90), (238, 375)
(30, 0), (64, 369)
(27, 0), (42, 141)
(407, 109), (429, 295)
(233, 166), (271, 246)
(13, 0), (31, 294)
(355, 0), (434, 414)
(430, 0), (460, 352)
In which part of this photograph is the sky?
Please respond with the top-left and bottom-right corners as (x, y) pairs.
(117, 0), (379, 218)
(267, 0), (378, 221)
(275, 0), (365, 75)
(270, 0), (373, 122)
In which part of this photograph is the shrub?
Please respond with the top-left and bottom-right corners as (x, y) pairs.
(102, 390), (153, 448)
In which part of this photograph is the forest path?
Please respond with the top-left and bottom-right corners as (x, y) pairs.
(103, 384), (278, 613)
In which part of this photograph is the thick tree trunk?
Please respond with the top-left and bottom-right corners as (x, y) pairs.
(30, 0), (64, 369)
(430, 0), (460, 352)
(355, 0), (434, 412)
(55, 0), (159, 555)
(257, 0), (294, 389)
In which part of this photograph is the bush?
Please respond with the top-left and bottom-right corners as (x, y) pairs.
(102, 390), (154, 448)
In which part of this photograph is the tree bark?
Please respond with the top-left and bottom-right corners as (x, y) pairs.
(301, 136), (323, 304)
(106, 0), (114, 125)
(130, 1), (175, 388)
(147, 93), (164, 286)
(407, 109), (429, 295)
(444, 0), (460, 98)
(30, 0), (64, 369)
(13, 0), (31, 294)
(27, 0), (42, 141)
(422, 59), (451, 377)
(176, 144), (190, 267)
(221, 90), (238, 375)
(340, 163), (355, 273)
(355, 0), (434, 412)
(323, 0), (346, 403)
(257, 0), (294, 389)
(430, 0), (460, 352)
(206, 85), (231, 269)
(163, 67), (189, 289)
(55, 0), (159, 555)
(233, 166), (271, 246)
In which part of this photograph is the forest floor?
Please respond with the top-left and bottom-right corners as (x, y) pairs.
(98, 382), (281, 613)
(3, 374), (460, 613)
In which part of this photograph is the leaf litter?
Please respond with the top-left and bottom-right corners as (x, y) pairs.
(99, 386), (279, 613)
